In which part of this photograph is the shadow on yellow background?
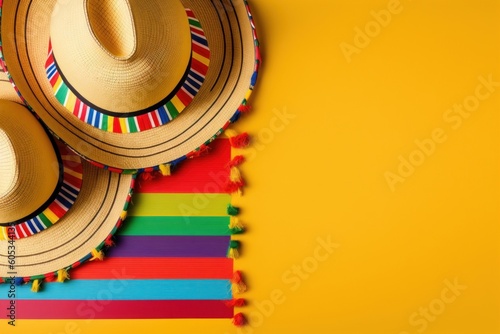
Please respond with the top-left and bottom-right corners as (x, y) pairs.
(3, 0), (499, 333)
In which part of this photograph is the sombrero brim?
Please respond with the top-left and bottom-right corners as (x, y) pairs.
(0, 73), (134, 280)
(0, 0), (259, 171)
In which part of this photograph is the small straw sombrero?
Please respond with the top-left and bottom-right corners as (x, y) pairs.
(0, 69), (134, 281)
(0, 0), (260, 171)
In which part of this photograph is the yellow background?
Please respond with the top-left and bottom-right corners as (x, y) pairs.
(3, 0), (500, 333)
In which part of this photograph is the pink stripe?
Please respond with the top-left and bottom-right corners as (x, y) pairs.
(16, 300), (233, 319)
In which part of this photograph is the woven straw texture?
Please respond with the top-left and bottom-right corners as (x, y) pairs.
(0, 0), (257, 170)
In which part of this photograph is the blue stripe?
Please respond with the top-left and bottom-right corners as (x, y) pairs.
(93, 111), (101, 127)
(157, 106), (169, 124)
(62, 182), (79, 197)
(60, 185), (77, 202)
(25, 219), (37, 234)
(87, 108), (95, 125)
(46, 64), (57, 78)
(183, 82), (197, 96)
(55, 193), (72, 209)
(188, 71), (204, 86)
(5, 280), (232, 300)
(191, 33), (208, 47)
(31, 216), (45, 232)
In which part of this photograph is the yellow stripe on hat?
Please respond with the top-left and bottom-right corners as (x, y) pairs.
(192, 51), (210, 67)
(107, 116), (114, 133)
(119, 118), (128, 134)
(170, 95), (185, 111)
(63, 167), (83, 179)
(65, 91), (77, 112)
(61, 155), (81, 164)
(53, 76), (64, 95)
(43, 208), (59, 223)
(0, 227), (8, 241)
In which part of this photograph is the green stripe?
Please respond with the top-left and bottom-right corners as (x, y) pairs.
(127, 117), (137, 132)
(119, 216), (231, 236)
(37, 213), (53, 228)
(102, 115), (108, 131)
(189, 18), (201, 29)
(165, 101), (179, 120)
(128, 194), (231, 216)
(55, 83), (69, 105)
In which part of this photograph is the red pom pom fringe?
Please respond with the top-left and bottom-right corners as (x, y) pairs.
(227, 155), (245, 168)
(233, 313), (246, 327)
(226, 298), (246, 307)
(229, 133), (250, 148)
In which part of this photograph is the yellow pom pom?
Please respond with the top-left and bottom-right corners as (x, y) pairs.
(90, 249), (104, 261)
(31, 279), (41, 293)
(159, 164), (171, 176)
(57, 269), (70, 282)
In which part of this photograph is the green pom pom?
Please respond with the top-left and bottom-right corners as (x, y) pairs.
(229, 240), (241, 249)
(230, 227), (245, 235)
(227, 204), (240, 216)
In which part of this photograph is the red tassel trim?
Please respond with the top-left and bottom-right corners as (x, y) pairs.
(229, 133), (250, 148)
(233, 313), (246, 327)
(238, 104), (252, 114)
(105, 236), (115, 247)
(187, 145), (210, 159)
(139, 171), (155, 182)
(232, 271), (244, 284)
(226, 298), (246, 307)
(44, 273), (56, 283)
(224, 180), (245, 194)
(227, 155), (245, 168)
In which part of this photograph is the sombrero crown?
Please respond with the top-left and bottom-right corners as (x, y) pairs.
(1, 0), (259, 171)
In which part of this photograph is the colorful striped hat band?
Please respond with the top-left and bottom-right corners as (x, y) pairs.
(45, 6), (210, 134)
(0, 73), (134, 278)
(0, 0), (260, 171)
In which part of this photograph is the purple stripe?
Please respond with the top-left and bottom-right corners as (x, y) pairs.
(107, 236), (231, 257)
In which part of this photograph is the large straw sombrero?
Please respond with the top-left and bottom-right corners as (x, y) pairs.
(0, 0), (260, 171)
(0, 70), (134, 280)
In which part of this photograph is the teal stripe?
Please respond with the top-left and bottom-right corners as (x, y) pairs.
(55, 82), (69, 104)
(6, 280), (231, 300)
(119, 216), (231, 236)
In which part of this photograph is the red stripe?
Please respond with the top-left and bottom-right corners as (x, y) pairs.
(176, 87), (192, 106)
(15, 224), (25, 238)
(45, 48), (54, 68)
(192, 42), (210, 59)
(47, 201), (66, 218)
(49, 71), (59, 87)
(73, 99), (81, 117)
(191, 58), (208, 76)
(108, 166), (123, 173)
(186, 9), (195, 18)
(63, 172), (82, 188)
(137, 138), (230, 193)
(16, 300), (233, 319)
(71, 257), (233, 279)
(190, 25), (206, 38)
(89, 160), (105, 169)
(66, 159), (84, 175)
(113, 116), (122, 133)
(21, 223), (32, 237)
(80, 105), (88, 122)
(135, 114), (148, 132)
(150, 110), (160, 128)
